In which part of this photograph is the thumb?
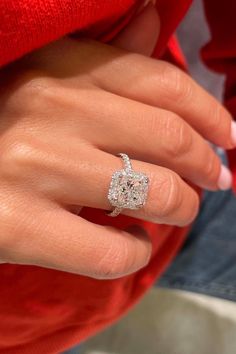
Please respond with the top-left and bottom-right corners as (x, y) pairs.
(111, 2), (161, 56)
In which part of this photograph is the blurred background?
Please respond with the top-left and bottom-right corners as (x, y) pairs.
(177, 0), (224, 100)
(78, 1), (236, 354)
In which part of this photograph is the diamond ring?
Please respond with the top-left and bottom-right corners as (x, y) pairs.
(107, 153), (149, 217)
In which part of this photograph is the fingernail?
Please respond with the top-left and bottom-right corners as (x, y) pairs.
(218, 165), (232, 190)
(137, 0), (156, 14)
(231, 121), (236, 146)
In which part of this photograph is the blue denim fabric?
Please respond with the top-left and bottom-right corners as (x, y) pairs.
(61, 344), (81, 354)
(158, 151), (236, 301)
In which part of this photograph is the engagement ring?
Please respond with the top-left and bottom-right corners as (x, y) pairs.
(107, 153), (149, 217)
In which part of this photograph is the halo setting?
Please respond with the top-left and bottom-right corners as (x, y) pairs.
(107, 154), (149, 217)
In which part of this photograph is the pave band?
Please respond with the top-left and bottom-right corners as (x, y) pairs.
(107, 153), (149, 217)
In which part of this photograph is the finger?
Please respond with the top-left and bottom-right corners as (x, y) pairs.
(51, 148), (200, 227)
(86, 43), (235, 149)
(4, 129), (199, 225)
(25, 39), (234, 149)
(67, 89), (230, 191)
(111, 2), (160, 56)
(2, 195), (151, 279)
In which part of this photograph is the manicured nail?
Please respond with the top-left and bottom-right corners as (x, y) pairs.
(231, 121), (236, 146)
(137, 0), (156, 14)
(218, 165), (232, 190)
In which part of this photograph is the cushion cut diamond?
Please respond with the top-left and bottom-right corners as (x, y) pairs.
(108, 169), (149, 210)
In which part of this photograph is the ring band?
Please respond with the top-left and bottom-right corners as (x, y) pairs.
(107, 153), (149, 217)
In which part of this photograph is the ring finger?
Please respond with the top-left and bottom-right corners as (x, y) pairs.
(52, 147), (200, 227)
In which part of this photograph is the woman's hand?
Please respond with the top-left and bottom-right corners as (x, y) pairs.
(0, 38), (234, 279)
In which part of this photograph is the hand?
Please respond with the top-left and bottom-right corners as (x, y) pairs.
(0, 38), (234, 279)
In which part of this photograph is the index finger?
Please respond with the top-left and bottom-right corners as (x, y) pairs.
(87, 43), (235, 149)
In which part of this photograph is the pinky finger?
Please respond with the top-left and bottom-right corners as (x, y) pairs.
(5, 199), (152, 279)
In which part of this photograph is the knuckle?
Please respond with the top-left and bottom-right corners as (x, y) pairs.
(159, 172), (182, 218)
(205, 103), (224, 132)
(161, 113), (193, 158)
(201, 152), (220, 183)
(19, 73), (43, 95)
(177, 191), (200, 227)
(17, 71), (57, 110)
(150, 172), (182, 219)
(94, 237), (140, 279)
(160, 62), (192, 103)
(20, 71), (53, 95)
(0, 138), (37, 179)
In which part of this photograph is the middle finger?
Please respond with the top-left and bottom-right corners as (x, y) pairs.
(86, 91), (231, 191)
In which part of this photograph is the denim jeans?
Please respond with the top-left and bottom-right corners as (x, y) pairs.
(62, 345), (81, 354)
(158, 150), (236, 301)
(158, 185), (236, 301)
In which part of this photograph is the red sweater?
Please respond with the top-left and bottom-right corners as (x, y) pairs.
(0, 1), (236, 353)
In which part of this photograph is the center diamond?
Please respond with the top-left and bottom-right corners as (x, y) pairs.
(108, 169), (149, 210)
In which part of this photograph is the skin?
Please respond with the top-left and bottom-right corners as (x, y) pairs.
(0, 4), (234, 279)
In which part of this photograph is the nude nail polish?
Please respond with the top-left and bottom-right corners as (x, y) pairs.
(218, 165), (232, 190)
(137, 0), (156, 14)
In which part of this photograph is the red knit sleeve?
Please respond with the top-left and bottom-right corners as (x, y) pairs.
(201, 0), (236, 189)
(0, 0), (138, 68)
